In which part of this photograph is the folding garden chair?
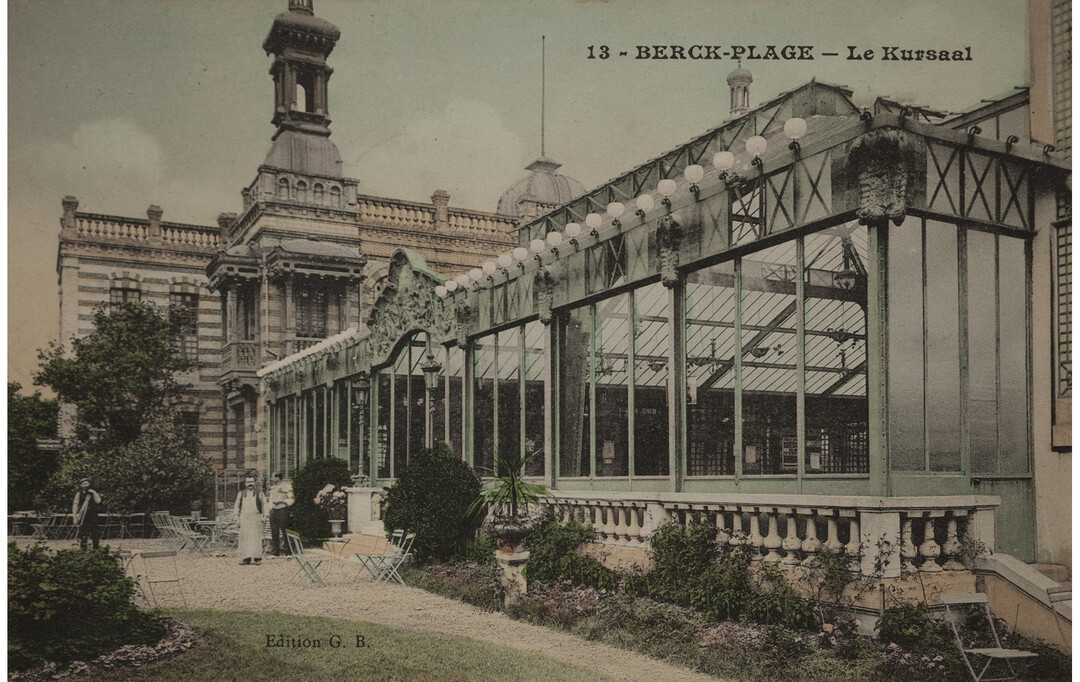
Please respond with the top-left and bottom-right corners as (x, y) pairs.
(941, 594), (1037, 682)
(170, 515), (210, 555)
(151, 511), (181, 551)
(286, 530), (326, 587)
(140, 550), (187, 607)
(355, 532), (414, 585)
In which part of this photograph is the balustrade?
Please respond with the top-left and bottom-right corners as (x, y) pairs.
(539, 493), (998, 578)
(224, 342), (258, 370)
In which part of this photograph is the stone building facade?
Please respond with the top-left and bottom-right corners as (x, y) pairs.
(56, 200), (227, 465)
(56, 0), (527, 477)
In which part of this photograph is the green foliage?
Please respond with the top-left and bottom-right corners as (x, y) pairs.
(403, 562), (504, 612)
(36, 410), (213, 514)
(690, 552), (752, 622)
(643, 523), (718, 604)
(876, 604), (951, 649)
(8, 543), (163, 671)
(8, 382), (60, 511)
(383, 443), (482, 563)
(452, 532), (497, 566)
(289, 457), (353, 541)
(743, 566), (816, 630)
(813, 547), (857, 603)
(523, 515), (620, 590)
(34, 303), (194, 445)
(470, 448), (548, 519)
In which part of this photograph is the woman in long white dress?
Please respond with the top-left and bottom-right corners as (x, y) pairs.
(234, 472), (267, 565)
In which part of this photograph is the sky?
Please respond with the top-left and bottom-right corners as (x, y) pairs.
(7, 0), (1028, 390)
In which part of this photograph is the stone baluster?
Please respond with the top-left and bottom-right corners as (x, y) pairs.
(823, 516), (844, 555)
(729, 511), (746, 551)
(601, 505), (617, 542)
(747, 510), (764, 561)
(919, 517), (943, 572)
(715, 509), (730, 547)
(762, 510), (783, 564)
(940, 516), (965, 570)
(626, 505), (644, 546)
(801, 513), (821, 566)
(846, 518), (862, 571)
(781, 511), (802, 565)
(899, 517), (918, 573)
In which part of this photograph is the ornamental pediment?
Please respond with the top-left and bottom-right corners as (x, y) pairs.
(366, 248), (453, 367)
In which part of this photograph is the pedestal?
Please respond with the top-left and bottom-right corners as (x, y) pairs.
(496, 548), (530, 607)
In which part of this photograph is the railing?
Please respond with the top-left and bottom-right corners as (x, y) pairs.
(76, 216), (149, 241)
(161, 224), (223, 249)
(223, 342), (259, 370)
(540, 492), (998, 579)
(356, 197), (515, 237)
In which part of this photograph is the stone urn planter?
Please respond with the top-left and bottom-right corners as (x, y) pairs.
(329, 519), (344, 538)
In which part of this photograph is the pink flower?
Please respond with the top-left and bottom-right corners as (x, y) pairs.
(822, 623), (834, 633)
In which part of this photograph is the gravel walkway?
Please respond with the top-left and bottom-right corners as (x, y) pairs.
(15, 539), (720, 681)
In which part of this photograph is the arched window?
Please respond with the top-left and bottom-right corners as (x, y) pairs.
(296, 180), (308, 204)
(109, 276), (141, 312)
(313, 183), (325, 204)
(330, 186), (342, 207)
(277, 177), (290, 199)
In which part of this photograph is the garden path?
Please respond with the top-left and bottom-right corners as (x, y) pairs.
(23, 539), (721, 681)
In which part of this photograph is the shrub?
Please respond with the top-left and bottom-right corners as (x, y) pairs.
(691, 551), (752, 621)
(876, 603), (951, 650)
(743, 566), (815, 630)
(644, 522), (719, 605)
(523, 515), (620, 590)
(8, 544), (163, 671)
(453, 531), (497, 566)
(289, 457), (353, 541)
(382, 443), (482, 563)
(403, 562), (503, 611)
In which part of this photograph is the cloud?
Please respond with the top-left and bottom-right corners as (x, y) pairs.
(348, 99), (523, 212)
(14, 118), (166, 215)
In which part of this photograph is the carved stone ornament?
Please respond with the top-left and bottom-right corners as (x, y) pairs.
(268, 378), (280, 393)
(533, 268), (557, 325)
(366, 249), (454, 367)
(657, 215), (684, 288)
(455, 301), (473, 348)
(846, 129), (918, 226)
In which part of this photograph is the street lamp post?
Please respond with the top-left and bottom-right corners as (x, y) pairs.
(420, 341), (441, 449)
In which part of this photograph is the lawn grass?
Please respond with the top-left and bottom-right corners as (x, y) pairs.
(93, 609), (614, 682)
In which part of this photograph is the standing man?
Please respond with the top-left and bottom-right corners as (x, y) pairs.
(72, 476), (101, 549)
(268, 472), (294, 556)
(234, 471), (267, 565)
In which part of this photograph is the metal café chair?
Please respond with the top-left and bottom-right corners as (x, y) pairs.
(286, 530), (326, 587)
(941, 594), (1037, 682)
(140, 550), (187, 607)
(356, 532), (415, 585)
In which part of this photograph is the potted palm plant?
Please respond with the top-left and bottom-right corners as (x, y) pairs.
(470, 449), (547, 552)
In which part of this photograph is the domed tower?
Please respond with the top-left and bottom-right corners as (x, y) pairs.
(262, 0), (344, 177)
(497, 156), (586, 219)
(727, 62), (753, 118)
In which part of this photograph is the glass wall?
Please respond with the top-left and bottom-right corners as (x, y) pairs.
(523, 321), (546, 476)
(685, 262), (737, 475)
(803, 226), (869, 474)
(634, 283), (670, 476)
(888, 219), (1030, 474)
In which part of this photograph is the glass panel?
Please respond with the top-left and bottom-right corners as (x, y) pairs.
(473, 334), (496, 475)
(337, 382), (349, 459)
(925, 221), (960, 472)
(634, 283), (670, 476)
(889, 219), (925, 471)
(560, 306), (592, 477)
(286, 397), (296, 476)
(804, 224), (869, 474)
(393, 345), (410, 477)
(685, 261), (736, 475)
(376, 371), (390, 479)
(596, 295), (630, 476)
(446, 346), (465, 459)
(741, 241), (799, 475)
(999, 237), (1029, 474)
(431, 345), (446, 452)
(497, 327), (522, 470)
(304, 392), (314, 460)
(523, 321), (546, 476)
(408, 341), (426, 459)
(967, 230), (998, 474)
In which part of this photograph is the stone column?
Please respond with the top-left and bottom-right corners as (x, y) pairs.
(147, 204), (163, 244)
(497, 547), (529, 606)
(431, 190), (449, 231)
(858, 510), (900, 578)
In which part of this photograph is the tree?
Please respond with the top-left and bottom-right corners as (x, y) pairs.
(34, 302), (194, 444)
(289, 457), (354, 541)
(383, 443), (482, 563)
(36, 410), (213, 514)
(8, 382), (60, 511)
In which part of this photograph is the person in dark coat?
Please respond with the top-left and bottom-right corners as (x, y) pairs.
(72, 476), (102, 549)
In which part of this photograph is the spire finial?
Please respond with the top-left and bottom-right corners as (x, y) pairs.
(541, 35), (546, 158)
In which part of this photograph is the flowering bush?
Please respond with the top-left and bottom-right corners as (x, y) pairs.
(314, 484), (347, 520)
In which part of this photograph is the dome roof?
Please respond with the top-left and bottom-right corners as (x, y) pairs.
(263, 130), (343, 177)
(727, 65), (753, 85)
(263, 7), (340, 54)
(497, 157), (586, 218)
